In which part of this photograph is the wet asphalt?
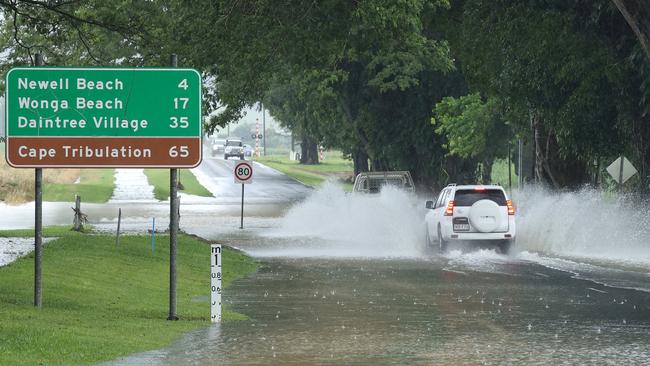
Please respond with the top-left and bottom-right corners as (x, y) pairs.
(3, 156), (649, 365)
(103, 158), (650, 366)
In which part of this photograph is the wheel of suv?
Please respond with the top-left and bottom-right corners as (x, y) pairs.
(425, 225), (433, 248)
(438, 225), (448, 253)
(498, 240), (511, 255)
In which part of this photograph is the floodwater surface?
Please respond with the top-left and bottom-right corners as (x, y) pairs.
(106, 185), (650, 365)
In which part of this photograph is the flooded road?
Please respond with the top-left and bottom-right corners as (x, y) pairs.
(106, 185), (650, 365)
(3, 158), (650, 364)
(109, 249), (650, 365)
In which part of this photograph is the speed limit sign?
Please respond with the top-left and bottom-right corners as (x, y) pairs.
(234, 162), (253, 184)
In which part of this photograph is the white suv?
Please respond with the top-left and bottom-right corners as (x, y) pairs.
(424, 184), (516, 253)
(224, 138), (245, 160)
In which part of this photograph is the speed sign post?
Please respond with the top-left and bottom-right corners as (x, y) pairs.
(234, 161), (253, 229)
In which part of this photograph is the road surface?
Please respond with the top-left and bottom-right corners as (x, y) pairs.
(104, 182), (650, 365)
(3, 156), (649, 364)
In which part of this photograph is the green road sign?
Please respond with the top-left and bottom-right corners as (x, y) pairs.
(5, 67), (202, 167)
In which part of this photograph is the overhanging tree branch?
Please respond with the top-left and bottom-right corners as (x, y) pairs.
(611, 0), (650, 61)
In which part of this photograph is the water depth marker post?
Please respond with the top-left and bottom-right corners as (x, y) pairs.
(210, 244), (222, 322)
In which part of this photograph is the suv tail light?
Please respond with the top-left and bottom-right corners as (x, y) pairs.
(506, 200), (515, 215)
(444, 200), (455, 216)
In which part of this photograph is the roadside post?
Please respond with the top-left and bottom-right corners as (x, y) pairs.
(115, 208), (122, 246)
(210, 244), (222, 323)
(234, 161), (254, 229)
(151, 217), (156, 255)
(4, 62), (201, 313)
(73, 195), (81, 230)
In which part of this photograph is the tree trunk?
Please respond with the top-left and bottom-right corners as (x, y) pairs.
(632, 115), (650, 193)
(352, 148), (369, 177)
(299, 134), (319, 165)
(530, 112), (593, 188)
(532, 113), (546, 185)
(611, 0), (650, 61)
(443, 156), (478, 187)
(480, 159), (494, 184)
(370, 158), (389, 172)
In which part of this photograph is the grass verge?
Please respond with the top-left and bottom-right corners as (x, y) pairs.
(0, 228), (257, 365)
(1, 144), (115, 204)
(43, 169), (115, 203)
(490, 158), (519, 190)
(144, 169), (213, 200)
(254, 151), (353, 189)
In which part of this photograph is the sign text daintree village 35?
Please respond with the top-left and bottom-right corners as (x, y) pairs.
(4, 67), (202, 168)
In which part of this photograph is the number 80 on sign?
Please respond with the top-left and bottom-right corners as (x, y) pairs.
(234, 162), (253, 184)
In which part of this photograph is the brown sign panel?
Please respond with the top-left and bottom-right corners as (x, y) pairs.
(6, 137), (201, 168)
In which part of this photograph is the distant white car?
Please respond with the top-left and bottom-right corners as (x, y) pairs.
(224, 138), (245, 160)
(243, 144), (254, 157)
(424, 184), (516, 253)
(211, 139), (225, 157)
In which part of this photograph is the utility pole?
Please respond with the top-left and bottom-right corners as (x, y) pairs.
(508, 141), (512, 192)
(518, 139), (523, 189)
(262, 103), (266, 156)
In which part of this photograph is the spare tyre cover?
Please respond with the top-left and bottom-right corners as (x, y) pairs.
(468, 199), (500, 233)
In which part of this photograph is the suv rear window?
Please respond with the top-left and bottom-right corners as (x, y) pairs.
(454, 189), (506, 206)
(226, 140), (242, 146)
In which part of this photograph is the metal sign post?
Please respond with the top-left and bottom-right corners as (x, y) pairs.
(240, 184), (245, 230)
(34, 53), (43, 308)
(210, 244), (222, 323)
(168, 54), (179, 321)
(618, 155), (624, 194)
(234, 162), (254, 229)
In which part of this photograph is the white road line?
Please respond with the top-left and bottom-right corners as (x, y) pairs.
(587, 287), (608, 294)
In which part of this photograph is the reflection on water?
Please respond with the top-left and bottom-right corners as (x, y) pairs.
(107, 256), (650, 365)
(100, 185), (650, 365)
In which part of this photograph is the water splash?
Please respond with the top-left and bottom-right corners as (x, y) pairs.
(263, 182), (426, 258)
(261, 182), (650, 268)
(513, 187), (650, 265)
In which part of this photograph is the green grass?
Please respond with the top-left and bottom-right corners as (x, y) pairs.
(490, 159), (519, 190)
(0, 229), (257, 365)
(44, 169), (115, 203)
(0, 225), (93, 238)
(254, 151), (353, 189)
(144, 169), (213, 200)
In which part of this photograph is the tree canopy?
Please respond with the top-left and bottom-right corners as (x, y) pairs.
(2, 0), (650, 191)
